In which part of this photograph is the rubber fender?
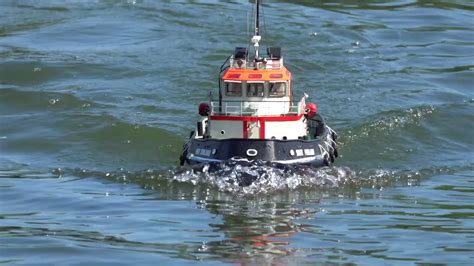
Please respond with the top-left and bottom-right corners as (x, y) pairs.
(323, 155), (331, 166)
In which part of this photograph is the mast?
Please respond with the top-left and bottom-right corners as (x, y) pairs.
(251, 0), (261, 59)
(255, 0), (260, 36)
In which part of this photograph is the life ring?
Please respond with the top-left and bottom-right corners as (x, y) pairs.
(246, 149), (258, 157)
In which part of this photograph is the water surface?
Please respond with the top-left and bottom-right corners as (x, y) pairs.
(1, 0), (473, 264)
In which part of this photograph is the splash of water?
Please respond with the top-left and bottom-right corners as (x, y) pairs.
(166, 159), (436, 195)
(170, 160), (355, 194)
(51, 158), (462, 197)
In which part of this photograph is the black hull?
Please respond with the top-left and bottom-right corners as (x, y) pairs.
(180, 126), (338, 167)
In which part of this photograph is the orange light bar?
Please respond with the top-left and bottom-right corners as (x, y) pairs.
(221, 67), (291, 81)
(248, 74), (262, 79)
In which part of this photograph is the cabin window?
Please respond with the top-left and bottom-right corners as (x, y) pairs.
(268, 82), (287, 97)
(225, 82), (242, 97)
(247, 83), (264, 97)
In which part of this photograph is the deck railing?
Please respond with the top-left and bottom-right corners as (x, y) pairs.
(220, 55), (284, 73)
(210, 97), (306, 116)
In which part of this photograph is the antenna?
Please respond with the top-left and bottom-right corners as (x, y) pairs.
(251, 0), (262, 59)
(255, 0), (260, 36)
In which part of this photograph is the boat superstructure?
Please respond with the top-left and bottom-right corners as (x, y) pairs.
(180, 0), (338, 166)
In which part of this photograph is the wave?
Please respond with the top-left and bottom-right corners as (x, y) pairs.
(42, 160), (470, 197)
(276, 0), (474, 11)
(340, 104), (435, 145)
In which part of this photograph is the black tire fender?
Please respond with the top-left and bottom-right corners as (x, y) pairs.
(323, 155), (331, 166)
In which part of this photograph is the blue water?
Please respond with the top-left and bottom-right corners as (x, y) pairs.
(1, 0), (473, 264)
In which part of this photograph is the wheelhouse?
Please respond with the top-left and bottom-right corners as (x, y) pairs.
(201, 47), (308, 140)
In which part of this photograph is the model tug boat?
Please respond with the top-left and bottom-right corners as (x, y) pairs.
(180, 0), (338, 166)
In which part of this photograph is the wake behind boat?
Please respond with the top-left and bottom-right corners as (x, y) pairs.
(180, 0), (338, 167)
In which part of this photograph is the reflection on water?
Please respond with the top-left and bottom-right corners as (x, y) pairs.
(200, 199), (314, 263)
(105, 168), (328, 263)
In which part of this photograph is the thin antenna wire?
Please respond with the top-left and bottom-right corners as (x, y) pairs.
(262, 0), (267, 45)
(248, 2), (254, 56)
(246, 10), (249, 44)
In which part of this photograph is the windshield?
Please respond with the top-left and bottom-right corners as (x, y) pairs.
(225, 82), (242, 97)
(247, 83), (264, 97)
(269, 82), (286, 97)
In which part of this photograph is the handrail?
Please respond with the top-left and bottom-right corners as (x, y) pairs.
(210, 97), (306, 117)
(228, 56), (283, 70)
(220, 56), (231, 73)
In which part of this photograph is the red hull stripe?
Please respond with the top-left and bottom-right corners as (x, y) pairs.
(210, 114), (304, 122)
(211, 114), (304, 139)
